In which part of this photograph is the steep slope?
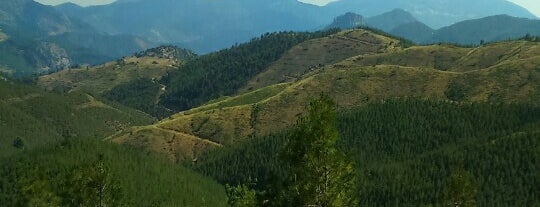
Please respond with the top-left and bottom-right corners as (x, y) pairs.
(37, 46), (195, 117)
(0, 0), (155, 76)
(160, 30), (340, 112)
(0, 81), (154, 158)
(241, 29), (403, 92)
(38, 46), (194, 95)
(108, 32), (540, 161)
(433, 15), (540, 45)
(325, 12), (365, 30)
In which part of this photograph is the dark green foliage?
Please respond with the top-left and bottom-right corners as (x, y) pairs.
(445, 81), (467, 101)
(280, 95), (357, 207)
(0, 81), (154, 158)
(193, 99), (540, 206)
(134, 45), (197, 61)
(161, 29), (340, 111)
(519, 34), (540, 42)
(442, 168), (478, 207)
(103, 78), (171, 118)
(0, 139), (228, 207)
(226, 184), (258, 207)
(12, 137), (25, 149)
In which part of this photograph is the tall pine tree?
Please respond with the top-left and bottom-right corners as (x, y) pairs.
(281, 94), (357, 207)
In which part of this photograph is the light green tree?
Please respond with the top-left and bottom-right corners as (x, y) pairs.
(67, 155), (125, 207)
(281, 94), (357, 207)
(226, 183), (258, 207)
(442, 167), (478, 207)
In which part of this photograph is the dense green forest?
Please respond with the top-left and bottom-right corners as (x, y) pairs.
(0, 138), (228, 206)
(160, 29), (340, 111)
(103, 77), (171, 118)
(0, 81), (154, 158)
(192, 99), (540, 206)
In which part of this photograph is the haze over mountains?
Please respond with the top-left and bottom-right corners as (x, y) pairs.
(1, 0), (538, 77)
(328, 10), (540, 45)
(2, 0), (540, 206)
(55, 0), (536, 53)
(0, 0), (156, 76)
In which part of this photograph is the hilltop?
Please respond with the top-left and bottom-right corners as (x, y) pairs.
(37, 46), (196, 117)
(107, 29), (540, 161)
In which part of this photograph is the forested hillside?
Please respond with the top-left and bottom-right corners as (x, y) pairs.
(0, 138), (228, 206)
(192, 99), (540, 206)
(37, 46), (196, 117)
(0, 81), (154, 158)
(160, 29), (340, 111)
(110, 30), (540, 161)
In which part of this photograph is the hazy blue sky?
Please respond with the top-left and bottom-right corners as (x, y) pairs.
(34, 0), (540, 17)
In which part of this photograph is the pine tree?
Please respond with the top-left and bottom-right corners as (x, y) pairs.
(281, 94), (357, 207)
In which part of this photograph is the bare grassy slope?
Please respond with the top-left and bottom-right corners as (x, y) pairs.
(37, 56), (178, 95)
(241, 29), (402, 92)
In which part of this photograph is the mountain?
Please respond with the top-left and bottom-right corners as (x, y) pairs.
(432, 15), (540, 45)
(55, 0), (535, 53)
(327, 12), (540, 46)
(390, 21), (434, 43)
(108, 29), (540, 161)
(56, 0), (325, 53)
(322, 0), (536, 28)
(0, 0), (155, 76)
(326, 9), (434, 44)
(365, 9), (417, 32)
(102, 30), (540, 206)
(38, 45), (196, 118)
(325, 12), (365, 30)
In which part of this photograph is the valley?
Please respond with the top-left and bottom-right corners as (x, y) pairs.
(1, 0), (539, 206)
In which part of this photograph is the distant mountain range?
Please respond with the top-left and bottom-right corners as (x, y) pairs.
(1, 0), (538, 76)
(0, 0), (156, 76)
(327, 10), (540, 45)
(55, 0), (535, 53)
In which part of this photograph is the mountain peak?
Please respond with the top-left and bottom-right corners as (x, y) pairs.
(326, 12), (365, 29)
(365, 9), (417, 32)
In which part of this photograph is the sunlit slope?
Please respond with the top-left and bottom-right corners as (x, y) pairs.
(241, 29), (403, 92)
(109, 31), (540, 161)
(37, 56), (177, 95)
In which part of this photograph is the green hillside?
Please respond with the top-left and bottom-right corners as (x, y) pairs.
(37, 46), (195, 117)
(0, 138), (228, 206)
(0, 81), (154, 158)
(160, 29), (341, 111)
(192, 99), (540, 206)
(109, 31), (540, 161)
